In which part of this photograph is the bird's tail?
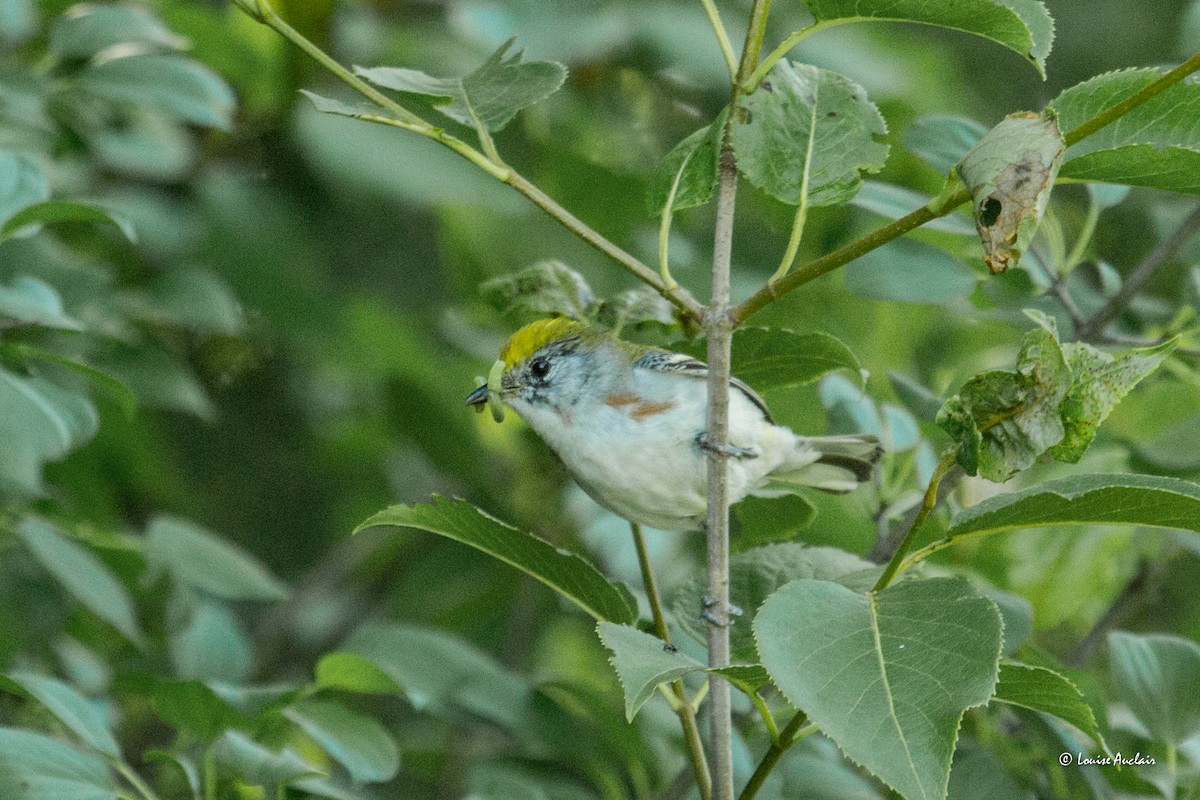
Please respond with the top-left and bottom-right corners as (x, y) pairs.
(764, 434), (883, 494)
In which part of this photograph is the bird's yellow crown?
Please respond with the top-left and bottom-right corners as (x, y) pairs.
(499, 317), (585, 368)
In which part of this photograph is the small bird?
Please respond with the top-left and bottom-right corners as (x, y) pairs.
(467, 317), (882, 531)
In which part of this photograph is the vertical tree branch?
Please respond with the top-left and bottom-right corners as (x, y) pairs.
(705, 4), (773, 798)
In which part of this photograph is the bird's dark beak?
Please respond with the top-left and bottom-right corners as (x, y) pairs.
(465, 384), (489, 408)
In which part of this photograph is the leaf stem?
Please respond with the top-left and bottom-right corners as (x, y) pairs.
(113, 760), (163, 800)
(736, 710), (811, 800)
(203, 747), (216, 800)
(631, 523), (713, 800)
(699, 0), (740, 81)
(746, 19), (845, 89)
(768, 136), (813, 287)
(873, 450), (957, 591)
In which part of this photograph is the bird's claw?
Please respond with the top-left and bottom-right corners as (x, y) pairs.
(700, 595), (743, 628)
(695, 434), (758, 460)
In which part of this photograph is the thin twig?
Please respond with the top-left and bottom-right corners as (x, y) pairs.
(1077, 204), (1200, 340)
(631, 523), (713, 800)
(736, 710), (812, 800)
(873, 450), (958, 592)
(735, 48), (1200, 323)
(699, 0), (739, 80)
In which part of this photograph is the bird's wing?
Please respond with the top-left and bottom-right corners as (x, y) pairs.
(634, 350), (774, 423)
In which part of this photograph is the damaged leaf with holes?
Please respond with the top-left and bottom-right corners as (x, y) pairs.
(937, 313), (1174, 481)
(957, 111), (1064, 273)
(481, 261), (596, 322)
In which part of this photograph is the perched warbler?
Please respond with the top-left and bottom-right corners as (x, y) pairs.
(467, 317), (882, 531)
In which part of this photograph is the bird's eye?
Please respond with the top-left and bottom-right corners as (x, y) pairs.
(529, 357), (551, 380)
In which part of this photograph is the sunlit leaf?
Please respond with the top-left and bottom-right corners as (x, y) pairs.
(756, 577), (1003, 800)
(355, 497), (637, 624)
(315, 653), (401, 695)
(731, 62), (888, 207)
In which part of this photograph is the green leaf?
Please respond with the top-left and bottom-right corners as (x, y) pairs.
(1051, 68), (1200, 194)
(210, 730), (324, 787)
(844, 238), (979, 304)
(956, 112), (1064, 273)
(731, 61), (888, 207)
(315, 653), (401, 694)
(755, 577), (1003, 800)
(732, 494), (817, 553)
(937, 314), (1172, 480)
(596, 622), (705, 720)
(992, 662), (1106, 748)
(144, 751), (201, 800)
(0, 727), (118, 800)
(799, 0), (1054, 77)
(121, 270), (245, 335)
(0, 276), (82, 330)
(0, 0), (34, 46)
(1134, 414), (1200, 471)
(339, 622), (529, 728)
(299, 90), (387, 122)
(1109, 631), (1200, 747)
(354, 497), (636, 624)
(904, 115), (988, 174)
(889, 372), (946, 423)
(0, 201), (136, 243)
(850, 181), (977, 235)
(146, 516), (289, 602)
(5, 671), (120, 758)
(646, 111), (726, 215)
(944, 473), (1200, 541)
(16, 518), (143, 644)
(936, 320), (1072, 481)
(79, 54), (235, 131)
(0, 151), (49, 227)
(676, 327), (861, 394)
(284, 699), (400, 783)
(170, 602), (253, 684)
(480, 260), (595, 322)
(1051, 338), (1176, 462)
(49, 3), (186, 59)
(356, 38), (567, 132)
(673, 544), (876, 662)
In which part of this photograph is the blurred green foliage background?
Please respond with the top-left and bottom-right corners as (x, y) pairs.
(2, 0), (1200, 797)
